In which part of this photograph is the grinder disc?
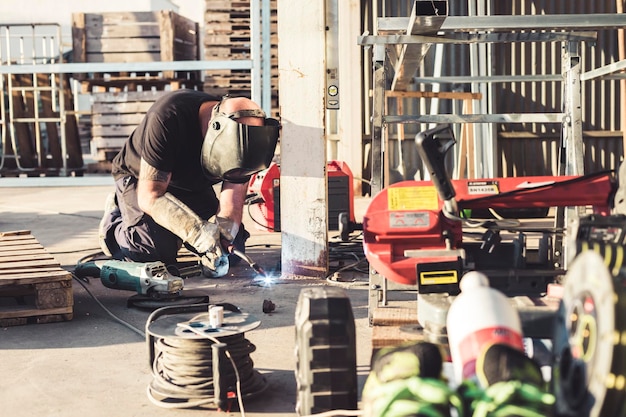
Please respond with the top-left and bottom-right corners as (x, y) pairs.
(127, 290), (209, 310)
(552, 249), (626, 417)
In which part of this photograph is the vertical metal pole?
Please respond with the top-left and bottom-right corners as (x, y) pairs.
(368, 43), (388, 318)
(556, 40), (584, 270)
(57, 24), (68, 175)
(261, 0), (272, 114)
(371, 43), (385, 196)
(250, 0), (261, 105)
(0, 26), (5, 170)
(562, 40), (584, 177)
(30, 25), (43, 170)
(325, 0), (340, 160)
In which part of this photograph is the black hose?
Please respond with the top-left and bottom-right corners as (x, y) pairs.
(147, 333), (267, 409)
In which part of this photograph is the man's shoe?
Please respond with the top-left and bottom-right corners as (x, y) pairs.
(98, 192), (117, 257)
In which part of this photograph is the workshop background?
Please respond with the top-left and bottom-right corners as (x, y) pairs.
(2, 1), (626, 417)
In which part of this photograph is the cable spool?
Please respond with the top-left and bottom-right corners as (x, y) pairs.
(552, 249), (626, 417)
(145, 303), (268, 410)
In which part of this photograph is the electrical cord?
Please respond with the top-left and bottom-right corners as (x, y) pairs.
(71, 273), (145, 338)
(147, 322), (267, 415)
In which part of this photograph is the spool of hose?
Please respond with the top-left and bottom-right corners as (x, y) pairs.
(145, 303), (268, 410)
(552, 249), (626, 417)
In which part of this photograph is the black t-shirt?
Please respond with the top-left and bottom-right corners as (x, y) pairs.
(111, 89), (221, 193)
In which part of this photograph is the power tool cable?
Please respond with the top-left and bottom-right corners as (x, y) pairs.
(70, 272), (145, 338)
(147, 318), (266, 414)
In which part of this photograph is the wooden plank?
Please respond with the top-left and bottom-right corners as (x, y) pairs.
(84, 11), (159, 26)
(372, 325), (424, 351)
(71, 13), (86, 66)
(0, 306), (73, 320)
(0, 259), (62, 270)
(0, 230), (33, 237)
(0, 253), (57, 263)
(92, 101), (155, 113)
(172, 12), (200, 47)
(0, 247), (50, 257)
(92, 113), (145, 125)
(370, 305), (417, 327)
(90, 137), (128, 149)
(86, 38), (161, 53)
(91, 125), (137, 137)
(85, 52), (161, 63)
(0, 267), (68, 277)
(91, 91), (168, 103)
(159, 10), (175, 63)
(0, 243), (48, 252)
(85, 25), (160, 39)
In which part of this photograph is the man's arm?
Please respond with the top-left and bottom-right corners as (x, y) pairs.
(213, 181), (248, 245)
(136, 158), (221, 258)
(137, 158), (171, 215)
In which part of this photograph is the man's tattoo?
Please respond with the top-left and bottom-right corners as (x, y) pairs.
(140, 161), (169, 182)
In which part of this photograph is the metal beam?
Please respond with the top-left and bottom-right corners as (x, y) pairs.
(0, 60), (253, 75)
(378, 13), (626, 33)
(383, 113), (565, 124)
(359, 31), (597, 46)
(390, 0), (448, 91)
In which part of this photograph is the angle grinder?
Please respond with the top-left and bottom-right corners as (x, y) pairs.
(74, 259), (209, 309)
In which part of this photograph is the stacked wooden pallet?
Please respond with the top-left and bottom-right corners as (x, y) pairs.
(89, 90), (169, 163)
(0, 230), (73, 327)
(204, 0), (279, 117)
(72, 11), (202, 164)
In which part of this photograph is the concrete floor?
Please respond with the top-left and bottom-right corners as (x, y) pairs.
(0, 175), (374, 417)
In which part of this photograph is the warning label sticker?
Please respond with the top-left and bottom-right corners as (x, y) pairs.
(467, 180), (499, 195)
(388, 211), (431, 229)
(387, 186), (438, 211)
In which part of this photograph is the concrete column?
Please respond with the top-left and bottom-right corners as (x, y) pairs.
(277, 0), (328, 278)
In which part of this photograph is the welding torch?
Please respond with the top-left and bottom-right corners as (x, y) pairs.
(231, 249), (268, 277)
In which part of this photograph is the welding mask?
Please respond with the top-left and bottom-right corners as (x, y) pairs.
(201, 102), (280, 183)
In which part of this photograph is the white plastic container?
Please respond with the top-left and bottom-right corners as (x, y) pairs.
(209, 305), (224, 328)
(446, 271), (524, 384)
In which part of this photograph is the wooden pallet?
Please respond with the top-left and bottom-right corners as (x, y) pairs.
(72, 11), (200, 81)
(89, 90), (170, 162)
(371, 302), (424, 352)
(0, 230), (73, 327)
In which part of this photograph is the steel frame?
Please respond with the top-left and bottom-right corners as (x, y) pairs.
(360, 6), (626, 322)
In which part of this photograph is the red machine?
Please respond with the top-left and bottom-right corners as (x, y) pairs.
(363, 125), (616, 294)
(247, 160), (356, 232)
(247, 162), (281, 231)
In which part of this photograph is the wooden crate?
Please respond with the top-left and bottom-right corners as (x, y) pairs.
(89, 90), (170, 162)
(72, 10), (201, 80)
(0, 230), (73, 327)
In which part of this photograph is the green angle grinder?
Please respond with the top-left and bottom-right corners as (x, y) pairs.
(74, 260), (209, 309)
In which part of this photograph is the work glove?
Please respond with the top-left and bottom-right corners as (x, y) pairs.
(187, 221), (221, 255)
(186, 221), (229, 278)
(200, 250), (229, 278)
(213, 216), (240, 246)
